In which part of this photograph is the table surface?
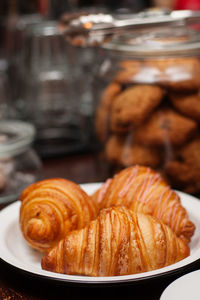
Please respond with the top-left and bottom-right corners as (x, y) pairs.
(0, 152), (199, 300)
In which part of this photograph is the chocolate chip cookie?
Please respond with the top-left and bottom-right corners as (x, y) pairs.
(134, 108), (198, 147)
(110, 84), (164, 133)
(114, 60), (141, 84)
(105, 134), (161, 168)
(165, 138), (200, 194)
(95, 82), (122, 142)
(170, 91), (200, 121)
(144, 57), (200, 91)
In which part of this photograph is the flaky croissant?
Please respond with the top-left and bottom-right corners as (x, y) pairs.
(19, 178), (98, 252)
(92, 165), (195, 243)
(42, 206), (189, 277)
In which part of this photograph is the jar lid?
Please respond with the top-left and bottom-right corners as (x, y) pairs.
(0, 120), (36, 158)
(102, 26), (200, 58)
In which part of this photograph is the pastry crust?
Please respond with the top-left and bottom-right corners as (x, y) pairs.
(41, 206), (189, 277)
(19, 178), (98, 252)
(92, 165), (195, 243)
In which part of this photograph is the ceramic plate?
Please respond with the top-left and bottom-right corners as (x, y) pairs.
(0, 183), (200, 285)
(160, 270), (200, 300)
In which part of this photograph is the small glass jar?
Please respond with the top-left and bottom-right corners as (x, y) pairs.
(0, 120), (42, 204)
(94, 26), (200, 195)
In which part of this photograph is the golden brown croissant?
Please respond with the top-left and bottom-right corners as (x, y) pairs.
(19, 178), (98, 252)
(92, 165), (195, 243)
(41, 206), (189, 276)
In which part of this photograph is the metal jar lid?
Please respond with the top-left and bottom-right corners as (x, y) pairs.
(60, 9), (200, 50)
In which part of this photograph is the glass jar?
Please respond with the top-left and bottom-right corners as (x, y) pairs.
(19, 20), (97, 157)
(6, 14), (44, 116)
(94, 26), (200, 195)
(0, 120), (42, 204)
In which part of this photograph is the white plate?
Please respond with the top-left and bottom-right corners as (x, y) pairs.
(0, 183), (200, 285)
(160, 270), (200, 300)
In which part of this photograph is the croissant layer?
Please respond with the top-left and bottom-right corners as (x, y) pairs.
(42, 207), (189, 277)
(20, 178), (98, 252)
(92, 165), (195, 243)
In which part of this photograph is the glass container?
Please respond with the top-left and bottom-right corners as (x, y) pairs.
(21, 20), (95, 157)
(4, 14), (44, 116)
(94, 25), (200, 195)
(0, 120), (42, 204)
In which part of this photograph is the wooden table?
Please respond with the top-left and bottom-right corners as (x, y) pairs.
(0, 153), (199, 300)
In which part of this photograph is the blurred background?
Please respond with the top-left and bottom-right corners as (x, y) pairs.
(0, 0), (200, 202)
(0, 0), (154, 162)
(0, 0), (198, 157)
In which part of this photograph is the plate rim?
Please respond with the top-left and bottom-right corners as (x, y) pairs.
(160, 269), (200, 299)
(0, 183), (200, 285)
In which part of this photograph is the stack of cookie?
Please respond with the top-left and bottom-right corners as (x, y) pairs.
(95, 57), (200, 194)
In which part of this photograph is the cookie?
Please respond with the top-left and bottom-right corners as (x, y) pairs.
(170, 91), (200, 121)
(165, 138), (200, 194)
(144, 57), (200, 91)
(134, 108), (198, 147)
(110, 85), (164, 133)
(114, 60), (141, 84)
(105, 134), (161, 168)
(105, 135), (124, 165)
(95, 82), (122, 142)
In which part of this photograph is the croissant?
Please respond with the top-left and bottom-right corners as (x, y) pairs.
(92, 165), (195, 243)
(42, 206), (189, 277)
(19, 178), (98, 252)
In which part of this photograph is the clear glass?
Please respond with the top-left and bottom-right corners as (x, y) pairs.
(0, 121), (42, 204)
(94, 26), (200, 195)
(20, 20), (95, 157)
(4, 14), (44, 116)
